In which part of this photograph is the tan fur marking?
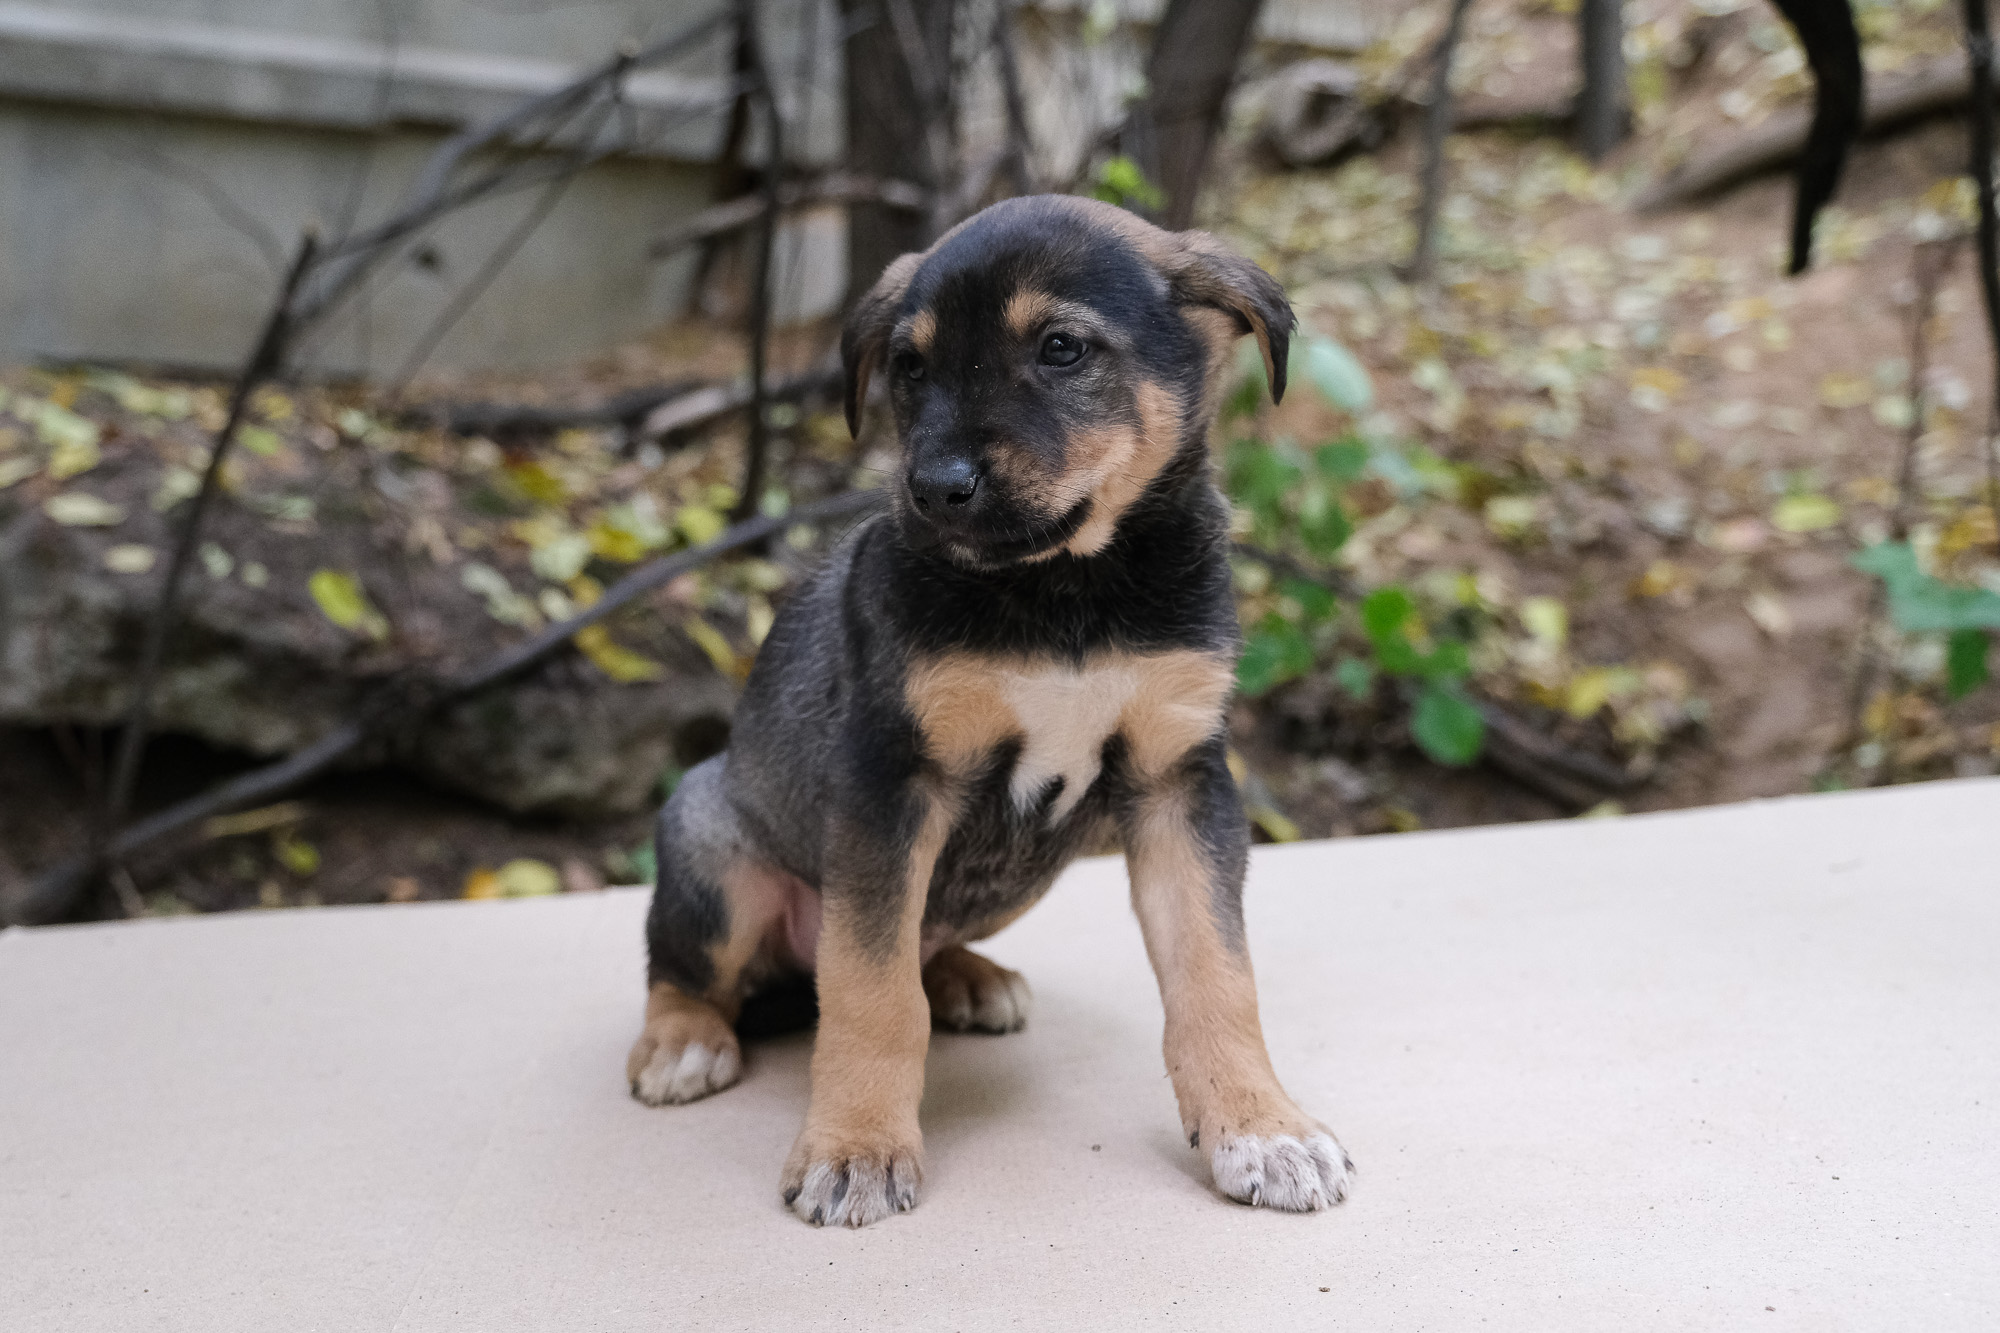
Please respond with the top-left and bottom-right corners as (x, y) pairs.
(783, 792), (955, 1195)
(1057, 197), (1280, 392)
(627, 982), (735, 1083)
(921, 945), (1029, 1032)
(1120, 652), (1236, 780)
(1064, 379), (1183, 557)
(1127, 795), (1305, 1145)
(1004, 289), (1057, 338)
(1183, 307), (1244, 423)
(905, 657), (1020, 772)
(907, 648), (1231, 809)
(906, 307), (937, 355)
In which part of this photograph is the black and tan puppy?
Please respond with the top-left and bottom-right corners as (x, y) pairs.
(627, 194), (1352, 1226)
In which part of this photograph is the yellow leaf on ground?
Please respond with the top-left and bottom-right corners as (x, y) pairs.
(1628, 366), (1684, 398)
(308, 569), (388, 641)
(505, 459), (568, 506)
(273, 831), (320, 876)
(103, 544), (157, 574)
(497, 858), (560, 897)
(1817, 372), (1872, 409)
(574, 623), (666, 683)
(1771, 493), (1841, 534)
(28, 400), (100, 455)
(1383, 807), (1424, 833)
(677, 504), (727, 546)
(1566, 666), (1641, 719)
(44, 492), (124, 526)
(48, 435), (101, 480)
(1939, 506), (1998, 557)
(461, 869), (502, 900)
(151, 466), (202, 512)
(1634, 560), (1684, 597)
(586, 517), (648, 563)
(238, 426), (285, 458)
(1745, 592), (1793, 638)
(1247, 804), (1301, 843)
(682, 614), (743, 680)
(1484, 494), (1542, 538)
(1519, 596), (1568, 647)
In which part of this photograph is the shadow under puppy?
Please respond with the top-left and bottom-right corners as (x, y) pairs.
(628, 194), (1352, 1226)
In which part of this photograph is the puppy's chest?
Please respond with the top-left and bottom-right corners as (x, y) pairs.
(906, 649), (1233, 820)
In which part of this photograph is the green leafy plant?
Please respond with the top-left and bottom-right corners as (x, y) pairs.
(1851, 541), (2000, 698)
(1225, 333), (1485, 767)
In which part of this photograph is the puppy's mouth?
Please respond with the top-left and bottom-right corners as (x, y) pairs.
(903, 495), (1093, 567)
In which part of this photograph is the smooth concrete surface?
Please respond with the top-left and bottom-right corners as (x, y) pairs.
(3, 778), (1996, 1330)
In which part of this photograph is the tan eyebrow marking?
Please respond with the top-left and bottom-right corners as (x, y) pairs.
(904, 308), (938, 354)
(1004, 290), (1057, 338)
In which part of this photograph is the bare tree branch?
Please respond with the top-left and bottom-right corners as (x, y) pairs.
(1408, 0), (1475, 282)
(100, 230), (322, 840)
(648, 173), (929, 259)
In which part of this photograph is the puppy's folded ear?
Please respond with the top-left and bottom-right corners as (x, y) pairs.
(841, 251), (924, 436)
(1160, 233), (1295, 404)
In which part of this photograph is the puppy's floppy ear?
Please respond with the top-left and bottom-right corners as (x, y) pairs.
(1159, 232), (1295, 404)
(841, 251), (923, 436)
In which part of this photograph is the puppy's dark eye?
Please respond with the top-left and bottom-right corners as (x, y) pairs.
(1039, 332), (1086, 368)
(894, 352), (925, 382)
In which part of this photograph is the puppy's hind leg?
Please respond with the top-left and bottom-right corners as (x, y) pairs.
(629, 757), (808, 1106)
(923, 946), (1031, 1034)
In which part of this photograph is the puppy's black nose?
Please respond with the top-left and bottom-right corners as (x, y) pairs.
(908, 456), (981, 515)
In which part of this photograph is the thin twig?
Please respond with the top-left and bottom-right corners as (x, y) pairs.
(1971, 0), (2000, 564)
(100, 230), (322, 839)
(884, 0), (956, 216)
(1848, 238), (1962, 764)
(425, 380), (704, 438)
(734, 0), (782, 523)
(1892, 239), (1961, 541)
(384, 94), (617, 395)
(992, 0), (1038, 194)
(1408, 0), (1475, 283)
(648, 173), (929, 259)
(11, 490), (888, 926)
(1636, 56), (1990, 212)
(1231, 540), (1359, 596)
(636, 359), (843, 442)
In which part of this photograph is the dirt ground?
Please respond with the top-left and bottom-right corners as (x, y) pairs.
(5, 0), (1998, 919)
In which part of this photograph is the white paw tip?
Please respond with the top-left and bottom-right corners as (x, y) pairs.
(784, 1157), (920, 1228)
(1211, 1132), (1353, 1211)
(972, 973), (1032, 1033)
(631, 1040), (741, 1106)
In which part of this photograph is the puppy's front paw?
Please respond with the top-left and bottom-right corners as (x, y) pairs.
(1211, 1131), (1353, 1211)
(781, 1136), (923, 1227)
(627, 994), (742, 1106)
(922, 946), (1031, 1033)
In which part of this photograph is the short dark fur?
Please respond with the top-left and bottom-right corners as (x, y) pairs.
(634, 195), (1348, 1226)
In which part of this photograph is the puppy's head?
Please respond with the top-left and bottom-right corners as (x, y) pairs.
(842, 195), (1292, 566)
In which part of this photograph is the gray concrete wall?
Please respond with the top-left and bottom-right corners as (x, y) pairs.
(0, 0), (844, 377)
(0, 0), (1384, 379)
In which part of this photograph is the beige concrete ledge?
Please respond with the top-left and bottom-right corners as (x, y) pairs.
(3, 778), (1996, 1330)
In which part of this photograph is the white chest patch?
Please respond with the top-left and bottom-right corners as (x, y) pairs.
(905, 648), (1236, 826)
(994, 664), (1140, 821)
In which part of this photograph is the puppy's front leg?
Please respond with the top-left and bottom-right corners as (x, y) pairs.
(781, 788), (953, 1227)
(1126, 738), (1353, 1210)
